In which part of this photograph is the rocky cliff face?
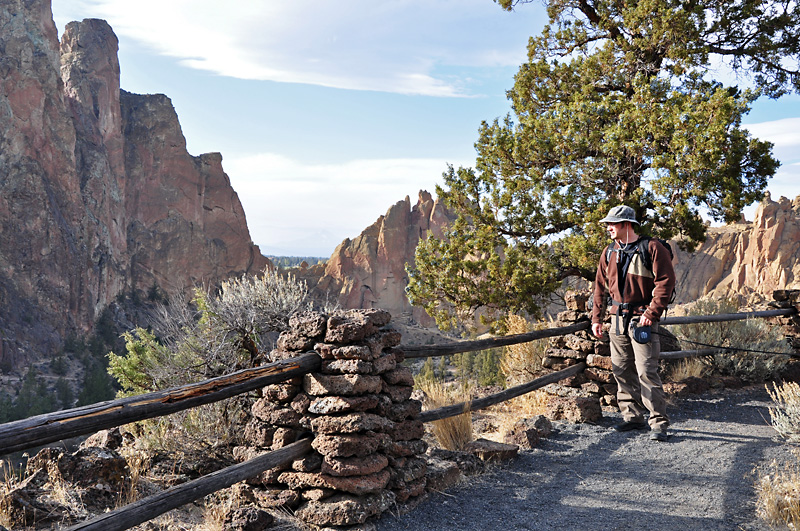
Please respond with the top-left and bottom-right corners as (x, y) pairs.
(673, 193), (800, 304)
(310, 191), (800, 327)
(313, 191), (453, 326)
(0, 1), (268, 370)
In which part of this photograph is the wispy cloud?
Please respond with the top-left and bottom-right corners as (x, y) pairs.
(53, 0), (543, 96)
(223, 153), (460, 255)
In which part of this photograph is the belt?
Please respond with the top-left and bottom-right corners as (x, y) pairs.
(610, 299), (648, 335)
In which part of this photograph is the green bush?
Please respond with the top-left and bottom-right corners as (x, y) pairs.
(106, 270), (310, 450)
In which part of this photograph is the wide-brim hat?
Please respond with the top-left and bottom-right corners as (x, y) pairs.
(599, 205), (639, 225)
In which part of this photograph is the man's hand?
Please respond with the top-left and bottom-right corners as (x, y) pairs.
(592, 322), (604, 338)
(639, 315), (652, 327)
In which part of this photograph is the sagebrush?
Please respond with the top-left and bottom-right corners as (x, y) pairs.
(670, 297), (792, 382)
(107, 269), (310, 451)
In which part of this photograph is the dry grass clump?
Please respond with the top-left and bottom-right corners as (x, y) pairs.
(416, 378), (473, 451)
(756, 451), (800, 528)
(488, 389), (551, 442)
(665, 357), (707, 382)
(767, 381), (800, 443)
(500, 315), (550, 386)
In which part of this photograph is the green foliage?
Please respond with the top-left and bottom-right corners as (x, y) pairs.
(269, 256), (327, 268)
(409, 0), (796, 328)
(451, 349), (505, 387)
(108, 328), (185, 395)
(671, 297), (793, 381)
(416, 358), (438, 387)
(55, 377), (74, 409)
(76, 358), (116, 406)
(105, 270), (310, 449)
(4, 367), (58, 421)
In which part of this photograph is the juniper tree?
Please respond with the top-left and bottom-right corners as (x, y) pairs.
(408, 0), (797, 329)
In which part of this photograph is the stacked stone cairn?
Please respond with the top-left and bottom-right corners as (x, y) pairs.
(233, 309), (427, 529)
(540, 291), (615, 422)
(772, 289), (800, 352)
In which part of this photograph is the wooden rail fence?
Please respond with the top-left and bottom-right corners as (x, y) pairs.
(1, 305), (796, 531)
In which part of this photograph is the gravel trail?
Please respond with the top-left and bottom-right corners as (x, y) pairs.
(377, 385), (791, 530)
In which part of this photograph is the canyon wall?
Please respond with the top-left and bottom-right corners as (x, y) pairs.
(313, 191), (454, 326)
(673, 193), (800, 304)
(0, 1), (268, 370)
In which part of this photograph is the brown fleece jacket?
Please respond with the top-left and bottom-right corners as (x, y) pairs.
(591, 237), (676, 323)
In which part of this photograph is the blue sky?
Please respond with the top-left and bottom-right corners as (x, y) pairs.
(51, 0), (800, 257)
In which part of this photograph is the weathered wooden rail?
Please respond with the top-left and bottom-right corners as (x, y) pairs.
(1, 304), (796, 531)
(64, 438), (312, 531)
(0, 353), (320, 456)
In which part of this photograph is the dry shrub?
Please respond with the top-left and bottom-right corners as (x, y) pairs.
(768, 381), (800, 443)
(756, 451), (800, 528)
(501, 315), (550, 386)
(416, 378), (473, 451)
(665, 357), (707, 382)
(671, 297), (792, 382)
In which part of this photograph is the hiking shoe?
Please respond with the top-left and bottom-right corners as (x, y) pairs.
(649, 429), (669, 442)
(614, 420), (648, 432)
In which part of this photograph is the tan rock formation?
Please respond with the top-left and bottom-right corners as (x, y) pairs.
(673, 194), (800, 304)
(0, 3), (268, 369)
(313, 191), (453, 326)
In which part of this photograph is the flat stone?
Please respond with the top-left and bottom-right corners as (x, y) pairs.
(384, 439), (428, 458)
(371, 352), (397, 374)
(586, 354), (613, 371)
(278, 468), (391, 495)
(423, 457), (462, 492)
(277, 331), (316, 352)
(224, 507), (273, 531)
(308, 395), (380, 415)
(292, 452), (323, 472)
(389, 457), (427, 484)
(243, 419), (275, 448)
(594, 341), (611, 356)
(545, 348), (588, 360)
(322, 358), (374, 374)
(262, 380), (302, 403)
(464, 438), (519, 462)
(545, 395), (602, 423)
(252, 487), (301, 509)
(294, 491), (395, 526)
(304, 373), (382, 396)
(289, 311), (328, 338)
(301, 488), (335, 501)
(584, 367), (615, 384)
(312, 432), (391, 458)
(382, 367), (414, 386)
(271, 427), (301, 450)
(393, 476), (427, 502)
(322, 453), (389, 477)
(388, 419), (424, 441)
(251, 399), (303, 428)
(325, 313), (375, 343)
(382, 382), (413, 403)
(378, 399), (422, 422)
(311, 413), (393, 435)
(564, 334), (595, 352)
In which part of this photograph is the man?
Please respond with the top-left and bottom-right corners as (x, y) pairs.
(591, 205), (676, 441)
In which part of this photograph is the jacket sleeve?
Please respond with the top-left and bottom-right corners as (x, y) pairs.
(643, 239), (676, 322)
(592, 248), (610, 324)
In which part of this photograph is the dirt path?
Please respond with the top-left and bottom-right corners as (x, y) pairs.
(377, 385), (792, 530)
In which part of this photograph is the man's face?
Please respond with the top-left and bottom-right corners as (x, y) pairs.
(606, 222), (623, 240)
